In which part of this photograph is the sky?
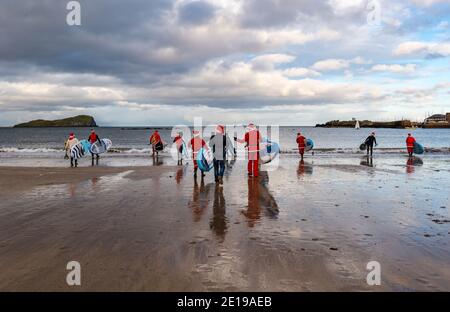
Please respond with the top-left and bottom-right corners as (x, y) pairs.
(0, 0), (449, 126)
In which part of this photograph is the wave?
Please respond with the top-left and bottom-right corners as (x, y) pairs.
(280, 147), (450, 154)
(0, 147), (63, 153)
(2, 146), (449, 155)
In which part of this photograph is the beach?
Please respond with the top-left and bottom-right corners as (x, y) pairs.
(1, 154), (449, 291)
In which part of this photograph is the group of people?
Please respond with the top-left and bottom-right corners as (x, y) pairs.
(172, 125), (252, 184)
(64, 126), (421, 178)
(150, 124), (261, 185)
(64, 129), (102, 167)
(363, 132), (418, 158)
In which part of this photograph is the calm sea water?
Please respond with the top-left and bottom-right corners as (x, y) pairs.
(0, 126), (449, 153)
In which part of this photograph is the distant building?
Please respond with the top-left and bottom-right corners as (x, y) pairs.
(425, 114), (448, 124)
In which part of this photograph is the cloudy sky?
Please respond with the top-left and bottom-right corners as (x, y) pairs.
(0, 0), (449, 126)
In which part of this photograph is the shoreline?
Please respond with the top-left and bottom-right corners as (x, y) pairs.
(0, 152), (449, 169)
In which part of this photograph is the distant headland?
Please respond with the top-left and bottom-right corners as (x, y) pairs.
(14, 115), (98, 128)
(316, 114), (450, 129)
(315, 120), (414, 129)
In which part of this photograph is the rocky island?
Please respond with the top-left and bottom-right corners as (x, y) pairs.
(315, 119), (413, 129)
(14, 115), (98, 128)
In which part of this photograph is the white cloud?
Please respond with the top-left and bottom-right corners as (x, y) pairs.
(352, 56), (371, 65)
(135, 59), (385, 104)
(311, 59), (350, 71)
(0, 59), (385, 115)
(371, 63), (417, 73)
(328, 0), (365, 15)
(251, 54), (296, 70)
(311, 57), (369, 72)
(283, 67), (322, 78)
(394, 41), (450, 56)
(411, 0), (450, 7)
(436, 21), (449, 29)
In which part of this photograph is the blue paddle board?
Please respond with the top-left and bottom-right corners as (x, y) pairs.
(259, 138), (280, 164)
(70, 140), (91, 160)
(413, 142), (424, 155)
(305, 139), (314, 152)
(90, 138), (112, 155)
(171, 139), (190, 160)
(180, 140), (189, 158)
(196, 148), (214, 172)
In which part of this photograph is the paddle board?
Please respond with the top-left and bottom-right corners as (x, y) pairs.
(90, 138), (112, 155)
(70, 140), (91, 160)
(196, 147), (214, 172)
(259, 138), (280, 164)
(178, 140), (189, 158)
(171, 139), (190, 160)
(305, 139), (314, 152)
(153, 141), (164, 152)
(359, 143), (367, 151)
(183, 141), (190, 158)
(413, 142), (424, 155)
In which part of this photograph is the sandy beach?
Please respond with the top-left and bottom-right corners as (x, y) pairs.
(0, 155), (449, 291)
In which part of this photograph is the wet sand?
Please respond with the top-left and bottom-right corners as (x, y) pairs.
(0, 155), (449, 291)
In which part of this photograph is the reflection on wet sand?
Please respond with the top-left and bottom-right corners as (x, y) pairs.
(151, 155), (164, 166)
(406, 156), (424, 174)
(67, 183), (77, 198)
(91, 177), (99, 189)
(210, 186), (228, 242)
(223, 159), (236, 184)
(360, 156), (374, 167)
(189, 178), (213, 222)
(175, 165), (186, 184)
(243, 171), (279, 227)
(297, 159), (313, 178)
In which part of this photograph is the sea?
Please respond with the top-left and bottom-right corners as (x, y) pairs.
(0, 126), (449, 167)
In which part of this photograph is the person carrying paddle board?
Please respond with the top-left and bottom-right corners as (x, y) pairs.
(188, 130), (207, 178)
(88, 129), (101, 165)
(209, 125), (234, 185)
(235, 123), (262, 178)
(64, 133), (79, 168)
(173, 132), (185, 165)
(150, 130), (164, 157)
(406, 133), (416, 157)
(296, 132), (307, 160)
(364, 132), (377, 157)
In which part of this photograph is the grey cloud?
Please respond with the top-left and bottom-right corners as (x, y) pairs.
(178, 1), (217, 25)
(0, 0), (372, 85)
(0, 0), (179, 81)
(238, 0), (364, 30)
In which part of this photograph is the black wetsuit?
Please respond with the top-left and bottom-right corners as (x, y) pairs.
(365, 135), (377, 156)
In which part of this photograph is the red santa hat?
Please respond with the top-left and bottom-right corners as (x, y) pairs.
(216, 125), (224, 134)
(247, 123), (256, 131)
